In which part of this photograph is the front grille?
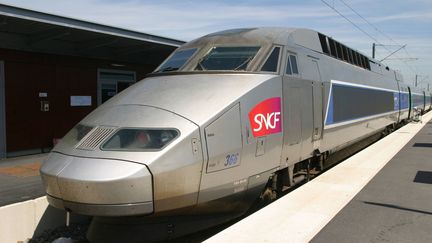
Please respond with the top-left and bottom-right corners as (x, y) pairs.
(76, 127), (115, 150)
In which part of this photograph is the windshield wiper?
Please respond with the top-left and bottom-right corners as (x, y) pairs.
(196, 61), (207, 71)
(233, 56), (253, 71)
(195, 55), (209, 71)
(157, 66), (179, 72)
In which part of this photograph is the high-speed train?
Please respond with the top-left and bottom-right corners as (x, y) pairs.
(40, 27), (431, 239)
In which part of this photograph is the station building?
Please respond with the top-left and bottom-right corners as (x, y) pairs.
(0, 4), (184, 158)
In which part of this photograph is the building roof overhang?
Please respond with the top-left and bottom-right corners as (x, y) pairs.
(0, 4), (185, 65)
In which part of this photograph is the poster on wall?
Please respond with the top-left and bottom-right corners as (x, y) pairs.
(70, 96), (92, 106)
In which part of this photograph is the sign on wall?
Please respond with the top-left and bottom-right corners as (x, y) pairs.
(70, 96), (92, 107)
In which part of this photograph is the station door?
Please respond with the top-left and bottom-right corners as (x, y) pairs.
(0, 61), (5, 158)
(97, 69), (136, 105)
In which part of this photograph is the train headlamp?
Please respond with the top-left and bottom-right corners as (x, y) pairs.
(101, 128), (179, 151)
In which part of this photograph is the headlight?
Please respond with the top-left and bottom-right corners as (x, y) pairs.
(101, 129), (179, 151)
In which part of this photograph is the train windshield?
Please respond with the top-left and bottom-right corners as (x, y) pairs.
(195, 46), (260, 71)
(101, 129), (179, 151)
(155, 48), (197, 72)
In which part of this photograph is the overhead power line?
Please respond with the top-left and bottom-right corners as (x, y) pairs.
(337, 0), (418, 75)
(380, 44), (406, 62)
(338, 0), (397, 43)
(320, 0), (420, 79)
(320, 0), (383, 47)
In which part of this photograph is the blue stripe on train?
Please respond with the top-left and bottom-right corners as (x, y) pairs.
(400, 93), (409, 109)
(393, 92), (399, 110)
(325, 82), (401, 126)
(325, 91), (334, 125)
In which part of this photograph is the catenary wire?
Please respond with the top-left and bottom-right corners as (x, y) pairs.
(320, 0), (420, 82)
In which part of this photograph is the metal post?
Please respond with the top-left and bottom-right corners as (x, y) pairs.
(0, 61), (6, 158)
(66, 211), (70, 227)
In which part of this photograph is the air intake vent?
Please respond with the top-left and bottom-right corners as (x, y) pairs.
(76, 127), (116, 151)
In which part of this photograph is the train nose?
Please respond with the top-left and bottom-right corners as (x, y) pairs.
(40, 152), (153, 216)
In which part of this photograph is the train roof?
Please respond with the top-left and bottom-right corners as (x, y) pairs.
(184, 27), (313, 49)
(180, 27), (398, 76)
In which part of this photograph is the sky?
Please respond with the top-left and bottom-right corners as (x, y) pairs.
(2, 0), (431, 89)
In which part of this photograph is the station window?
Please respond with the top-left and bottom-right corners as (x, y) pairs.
(261, 46), (281, 72)
(286, 53), (299, 75)
(98, 69), (136, 105)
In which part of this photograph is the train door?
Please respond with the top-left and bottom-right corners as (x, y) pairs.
(408, 87), (412, 119)
(310, 59), (323, 150)
(0, 61), (5, 158)
(299, 83), (314, 159)
(281, 51), (304, 164)
(282, 83), (302, 164)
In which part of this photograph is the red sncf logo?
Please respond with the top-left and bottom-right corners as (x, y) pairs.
(248, 97), (282, 137)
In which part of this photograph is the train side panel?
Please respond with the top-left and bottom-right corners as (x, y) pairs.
(197, 76), (283, 208)
(281, 42), (400, 164)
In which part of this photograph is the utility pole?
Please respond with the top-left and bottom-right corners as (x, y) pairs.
(415, 75), (418, 87)
(372, 43), (376, 59)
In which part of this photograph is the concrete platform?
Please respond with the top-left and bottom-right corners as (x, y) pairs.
(206, 111), (432, 243)
(311, 119), (432, 242)
(0, 154), (90, 243)
(0, 153), (47, 206)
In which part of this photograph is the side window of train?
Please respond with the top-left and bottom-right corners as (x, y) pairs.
(286, 52), (299, 76)
(261, 46), (281, 73)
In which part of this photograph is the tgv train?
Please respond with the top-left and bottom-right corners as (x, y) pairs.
(41, 28), (431, 227)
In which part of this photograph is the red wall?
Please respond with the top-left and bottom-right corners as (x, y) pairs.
(0, 48), (154, 153)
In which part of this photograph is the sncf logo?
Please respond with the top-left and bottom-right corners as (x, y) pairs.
(248, 97), (282, 137)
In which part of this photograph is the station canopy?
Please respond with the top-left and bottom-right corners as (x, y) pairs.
(0, 4), (185, 65)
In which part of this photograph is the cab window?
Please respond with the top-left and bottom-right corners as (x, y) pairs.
(155, 48), (197, 72)
(286, 53), (299, 75)
(195, 46), (260, 71)
(261, 46), (281, 72)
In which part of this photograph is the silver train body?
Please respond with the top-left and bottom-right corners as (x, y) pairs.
(40, 28), (432, 218)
